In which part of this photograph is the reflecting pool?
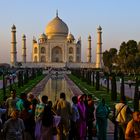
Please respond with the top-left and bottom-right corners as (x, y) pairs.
(39, 74), (73, 103)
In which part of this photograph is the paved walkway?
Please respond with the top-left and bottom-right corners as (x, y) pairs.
(101, 79), (135, 99)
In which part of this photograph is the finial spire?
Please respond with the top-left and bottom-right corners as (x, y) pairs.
(56, 9), (58, 17)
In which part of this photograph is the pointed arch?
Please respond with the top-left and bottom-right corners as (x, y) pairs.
(51, 46), (63, 62)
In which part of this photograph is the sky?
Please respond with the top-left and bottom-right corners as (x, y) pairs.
(0, 0), (140, 63)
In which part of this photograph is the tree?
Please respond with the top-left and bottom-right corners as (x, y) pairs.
(103, 48), (118, 72)
(133, 77), (139, 111)
(109, 48), (117, 58)
(111, 73), (117, 101)
(126, 40), (138, 55)
(118, 40), (139, 72)
(103, 50), (112, 71)
(135, 53), (140, 69)
(95, 71), (100, 90)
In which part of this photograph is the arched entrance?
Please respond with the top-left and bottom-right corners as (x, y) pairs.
(51, 46), (63, 62)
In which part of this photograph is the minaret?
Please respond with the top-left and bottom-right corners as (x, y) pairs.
(11, 25), (17, 66)
(96, 26), (103, 68)
(22, 34), (26, 63)
(56, 9), (58, 17)
(87, 35), (92, 63)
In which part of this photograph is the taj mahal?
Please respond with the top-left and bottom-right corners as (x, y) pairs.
(10, 12), (103, 69)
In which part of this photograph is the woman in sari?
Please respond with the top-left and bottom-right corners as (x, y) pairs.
(77, 95), (87, 140)
(96, 98), (110, 140)
(35, 105), (54, 140)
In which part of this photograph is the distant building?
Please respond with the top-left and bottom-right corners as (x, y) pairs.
(10, 12), (103, 69)
(32, 13), (81, 63)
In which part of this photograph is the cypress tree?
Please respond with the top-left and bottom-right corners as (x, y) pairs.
(95, 71), (100, 90)
(120, 73), (125, 100)
(111, 73), (117, 101)
(134, 77), (139, 111)
(92, 71), (95, 86)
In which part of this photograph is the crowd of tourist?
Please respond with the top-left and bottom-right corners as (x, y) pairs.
(0, 89), (139, 140)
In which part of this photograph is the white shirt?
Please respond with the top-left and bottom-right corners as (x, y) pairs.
(71, 104), (79, 122)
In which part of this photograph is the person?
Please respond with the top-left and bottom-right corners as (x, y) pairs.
(125, 111), (140, 140)
(69, 96), (79, 140)
(35, 95), (48, 121)
(115, 96), (132, 140)
(87, 94), (95, 139)
(16, 92), (29, 112)
(6, 89), (19, 118)
(96, 98), (110, 140)
(35, 105), (54, 140)
(77, 94), (87, 140)
(3, 110), (25, 140)
(56, 92), (71, 140)
(27, 93), (34, 103)
(0, 107), (6, 134)
(16, 92), (34, 140)
(128, 80), (132, 88)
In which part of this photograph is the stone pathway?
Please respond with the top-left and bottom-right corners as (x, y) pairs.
(101, 79), (135, 99)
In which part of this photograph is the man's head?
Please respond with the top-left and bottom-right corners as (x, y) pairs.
(10, 110), (19, 120)
(27, 93), (34, 102)
(88, 94), (92, 101)
(101, 98), (105, 106)
(72, 96), (78, 104)
(60, 92), (66, 100)
(41, 95), (48, 104)
(20, 92), (27, 100)
(82, 93), (87, 101)
(132, 111), (140, 122)
(120, 96), (126, 104)
(10, 89), (16, 98)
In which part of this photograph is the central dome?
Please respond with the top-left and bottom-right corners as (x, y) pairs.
(46, 15), (69, 38)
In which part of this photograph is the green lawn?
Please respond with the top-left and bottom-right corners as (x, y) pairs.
(68, 74), (133, 110)
(0, 76), (3, 80)
(0, 75), (45, 104)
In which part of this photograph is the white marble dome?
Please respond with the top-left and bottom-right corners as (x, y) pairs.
(46, 15), (69, 38)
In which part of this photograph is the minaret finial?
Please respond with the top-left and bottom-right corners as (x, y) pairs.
(56, 9), (58, 17)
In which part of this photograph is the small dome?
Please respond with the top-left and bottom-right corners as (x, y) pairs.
(97, 25), (102, 30)
(39, 33), (47, 39)
(22, 34), (26, 38)
(33, 36), (37, 43)
(88, 35), (91, 40)
(12, 24), (16, 30)
(46, 15), (68, 38)
(67, 33), (75, 41)
(33, 39), (37, 43)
